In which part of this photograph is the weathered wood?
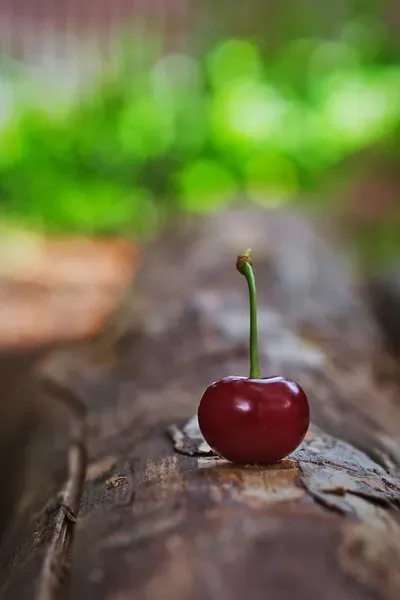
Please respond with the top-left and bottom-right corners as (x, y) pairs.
(1, 209), (400, 600)
(0, 348), (72, 596)
(36, 378), (88, 600)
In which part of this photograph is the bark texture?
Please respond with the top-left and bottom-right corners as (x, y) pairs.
(1, 209), (400, 600)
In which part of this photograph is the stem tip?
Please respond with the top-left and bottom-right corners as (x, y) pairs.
(236, 248), (253, 274)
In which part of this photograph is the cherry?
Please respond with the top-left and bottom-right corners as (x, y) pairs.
(197, 249), (310, 465)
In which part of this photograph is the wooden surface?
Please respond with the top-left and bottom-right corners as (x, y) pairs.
(1, 209), (400, 600)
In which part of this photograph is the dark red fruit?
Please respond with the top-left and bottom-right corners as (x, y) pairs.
(196, 249), (310, 465)
(198, 375), (310, 464)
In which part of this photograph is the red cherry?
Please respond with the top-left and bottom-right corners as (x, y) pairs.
(196, 249), (310, 465)
(198, 375), (310, 464)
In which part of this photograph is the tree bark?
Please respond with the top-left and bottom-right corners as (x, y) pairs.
(1, 209), (400, 600)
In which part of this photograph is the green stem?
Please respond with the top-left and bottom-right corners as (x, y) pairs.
(236, 249), (261, 379)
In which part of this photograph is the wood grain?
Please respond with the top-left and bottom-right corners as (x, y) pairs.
(1, 210), (400, 600)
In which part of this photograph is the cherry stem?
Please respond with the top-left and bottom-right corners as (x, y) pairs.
(236, 249), (261, 379)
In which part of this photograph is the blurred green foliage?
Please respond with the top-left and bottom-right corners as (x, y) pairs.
(0, 17), (399, 247)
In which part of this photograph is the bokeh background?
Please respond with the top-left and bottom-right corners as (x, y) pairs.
(0, 0), (399, 347)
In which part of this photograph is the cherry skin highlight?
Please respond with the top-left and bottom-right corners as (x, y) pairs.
(198, 375), (310, 464)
